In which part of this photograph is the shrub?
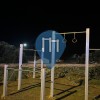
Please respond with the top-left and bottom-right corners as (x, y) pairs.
(89, 66), (100, 80)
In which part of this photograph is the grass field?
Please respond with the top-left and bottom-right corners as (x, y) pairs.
(0, 66), (100, 100)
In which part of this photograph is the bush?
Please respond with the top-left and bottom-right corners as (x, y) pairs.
(89, 66), (100, 80)
(0, 41), (28, 63)
(0, 68), (4, 82)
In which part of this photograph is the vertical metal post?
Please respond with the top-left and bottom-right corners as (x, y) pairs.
(40, 68), (45, 100)
(42, 38), (44, 52)
(50, 31), (55, 97)
(40, 48), (44, 80)
(57, 39), (59, 52)
(49, 38), (51, 52)
(18, 44), (23, 90)
(41, 37), (45, 100)
(85, 28), (90, 100)
(41, 48), (44, 69)
(33, 51), (36, 78)
(3, 65), (8, 97)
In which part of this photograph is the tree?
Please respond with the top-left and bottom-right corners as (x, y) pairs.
(0, 41), (28, 63)
(93, 51), (100, 63)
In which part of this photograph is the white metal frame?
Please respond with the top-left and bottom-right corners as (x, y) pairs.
(2, 65), (8, 97)
(50, 31), (56, 97)
(40, 43), (45, 100)
(85, 28), (90, 100)
(90, 49), (100, 51)
(58, 28), (90, 100)
(41, 68), (45, 100)
(33, 51), (36, 78)
(18, 45), (42, 90)
(23, 49), (41, 79)
(17, 44), (46, 100)
(18, 44), (23, 90)
(3, 28), (90, 100)
(3, 65), (45, 100)
(41, 28), (90, 99)
(41, 31), (58, 98)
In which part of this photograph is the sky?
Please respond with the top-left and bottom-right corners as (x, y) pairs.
(0, 5), (100, 56)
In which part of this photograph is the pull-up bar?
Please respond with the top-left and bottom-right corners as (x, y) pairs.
(57, 28), (90, 100)
(60, 31), (86, 34)
(90, 49), (100, 50)
(17, 28), (90, 100)
(2, 65), (45, 100)
(24, 49), (41, 51)
(41, 28), (90, 100)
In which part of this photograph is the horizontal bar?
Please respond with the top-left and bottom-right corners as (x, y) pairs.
(90, 48), (100, 50)
(19, 69), (38, 73)
(60, 31), (86, 34)
(24, 49), (34, 51)
(7, 68), (15, 70)
(24, 49), (41, 51)
(7, 68), (41, 73)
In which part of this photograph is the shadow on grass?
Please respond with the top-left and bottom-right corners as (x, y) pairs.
(55, 79), (83, 87)
(93, 95), (100, 100)
(54, 85), (78, 96)
(8, 77), (59, 96)
(56, 90), (77, 100)
(46, 86), (64, 91)
(9, 82), (41, 95)
(55, 82), (75, 87)
(54, 79), (83, 99)
(0, 82), (3, 86)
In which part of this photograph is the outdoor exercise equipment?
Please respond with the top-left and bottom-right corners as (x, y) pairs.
(2, 28), (90, 100)
(2, 44), (45, 100)
(59, 28), (90, 100)
(18, 46), (42, 90)
(62, 34), (67, 43)
(17, 44), (47, 100)
(72, 33), (77, 43)
(36, 28), (90, 100)
(2, 64), (45, 100)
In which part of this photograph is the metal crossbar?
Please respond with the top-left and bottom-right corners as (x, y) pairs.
(7, 68), (41, 73)
(60, 31), (86, 34)
(90, 49), (100, 50)
(24, 49), (41, 51)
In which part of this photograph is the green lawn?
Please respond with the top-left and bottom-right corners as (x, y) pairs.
(0, 67), (100, 100)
